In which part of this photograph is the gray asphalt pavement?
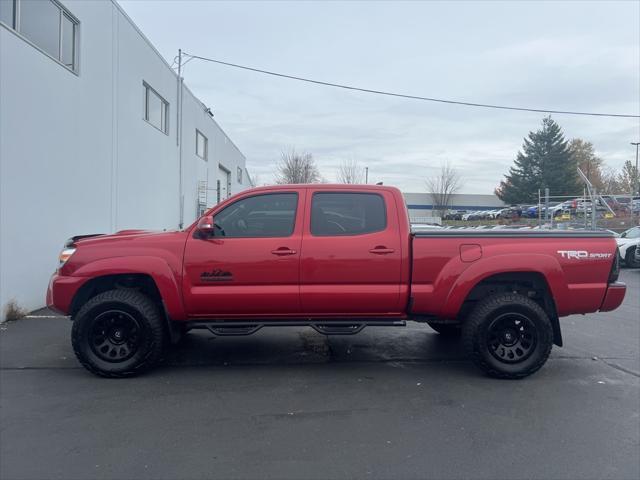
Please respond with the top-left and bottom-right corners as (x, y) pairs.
(1, 270), (638, 480)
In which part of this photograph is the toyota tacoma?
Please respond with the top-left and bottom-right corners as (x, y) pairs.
(47, 185), (626, 378)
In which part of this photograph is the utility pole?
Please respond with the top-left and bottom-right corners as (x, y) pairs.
(365, 166), (369, 184)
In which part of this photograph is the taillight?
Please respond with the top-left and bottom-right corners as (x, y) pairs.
(609, 248), (620, 283)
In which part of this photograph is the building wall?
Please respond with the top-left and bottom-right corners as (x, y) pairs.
(0, 0), (250, 317)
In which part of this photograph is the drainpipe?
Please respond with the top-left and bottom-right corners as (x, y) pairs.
(177, 49), (184, 229)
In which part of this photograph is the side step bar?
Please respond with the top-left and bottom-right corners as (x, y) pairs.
(188, 319), (407, 336)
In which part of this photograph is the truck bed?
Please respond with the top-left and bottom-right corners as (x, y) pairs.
(409, 228), (618, 319)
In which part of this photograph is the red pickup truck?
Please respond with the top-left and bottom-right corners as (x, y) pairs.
(47, 185), (626, 379)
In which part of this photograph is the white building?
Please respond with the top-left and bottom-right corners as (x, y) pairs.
(0, 0), (252, 319)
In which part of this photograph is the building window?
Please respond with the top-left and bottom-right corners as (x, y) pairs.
(143, 82), (169, 134)
(0, 1), (15, 27)
(1, 0), (79, 73)
(196, 130), (207, 160)
(237, 167), (243, 184)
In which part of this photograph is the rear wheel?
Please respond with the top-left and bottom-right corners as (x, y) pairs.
(462, 293), (553, 379)
(427, 322), (461, 337)
(72, 290), (166, 378)
(625, 246), (639, 268)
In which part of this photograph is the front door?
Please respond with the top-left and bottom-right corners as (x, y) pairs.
(300, 190), (402, 315)
(183, 190), (304, 317)
(218, 166), (231, 200)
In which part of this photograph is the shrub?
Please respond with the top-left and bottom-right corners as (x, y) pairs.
(3, 300), (27, 322)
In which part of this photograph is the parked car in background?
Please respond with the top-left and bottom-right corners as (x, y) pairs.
(523, 205), (540, 218)
(444, 210), (466, 221)
(462, 211), (481, 221)
(616, 226), (640, 267)
(601, 195), (627, 213)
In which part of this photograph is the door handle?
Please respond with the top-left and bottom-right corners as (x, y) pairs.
(369, 246), (395, 254)
(271, 247), (297, 256)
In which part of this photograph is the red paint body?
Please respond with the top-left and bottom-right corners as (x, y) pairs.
(47, 185), (626, 323)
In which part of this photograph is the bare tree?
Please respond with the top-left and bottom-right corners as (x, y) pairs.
(247, 172), (260, 187)
(337, 158), (365, 184)
(569, 138), (604, 190)
(425, 162), (463, 218)
(275, 150), (321, 184)
(600, 166), (621, 194)
(618, 160), (639, 195)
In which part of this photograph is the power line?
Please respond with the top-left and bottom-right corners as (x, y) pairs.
(182, 52), (639, 119)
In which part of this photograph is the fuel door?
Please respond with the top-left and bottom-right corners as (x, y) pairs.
(460, 244), (482, 263)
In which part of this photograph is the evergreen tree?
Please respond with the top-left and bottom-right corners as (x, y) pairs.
(496, 117), (581, 204)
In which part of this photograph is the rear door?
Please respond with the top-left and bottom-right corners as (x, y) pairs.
(183, 190), (305, 317)
(300, 189), (402, 315)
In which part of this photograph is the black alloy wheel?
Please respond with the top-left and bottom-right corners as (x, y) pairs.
(89, 310), (143, 362)
(72, 289), (166, 378)
(462, 293), (553, 379)
(486, 313), (537, 364)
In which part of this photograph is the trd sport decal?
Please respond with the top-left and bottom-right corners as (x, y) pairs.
(557, 250), (613, 260)
(200, 269), (233, 282)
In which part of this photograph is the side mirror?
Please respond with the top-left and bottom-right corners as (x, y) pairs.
(196, 215), (215, 236)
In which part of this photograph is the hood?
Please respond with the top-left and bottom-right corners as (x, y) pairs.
(616, 237), (640, 247)
(72, 229), (179, 246)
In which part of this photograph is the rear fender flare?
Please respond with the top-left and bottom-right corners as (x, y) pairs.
(441, 254), (568, 319)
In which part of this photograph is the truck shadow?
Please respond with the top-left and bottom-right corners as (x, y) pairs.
(165, 326), (468, 368)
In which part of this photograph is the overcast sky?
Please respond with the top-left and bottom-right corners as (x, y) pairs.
(119, 0), (639, 193)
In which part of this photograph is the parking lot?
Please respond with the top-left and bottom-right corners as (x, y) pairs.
(1, 269), (638, 480)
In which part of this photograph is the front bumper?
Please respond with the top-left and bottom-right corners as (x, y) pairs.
(46, 273), (89, 316)
(599, 282), (626, 312)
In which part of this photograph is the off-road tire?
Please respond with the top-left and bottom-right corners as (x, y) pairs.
(462, 293), (553, 379)
(427, 322), (461, 337)
(625, 246), (639, 268)
(72, 289), (166, 378)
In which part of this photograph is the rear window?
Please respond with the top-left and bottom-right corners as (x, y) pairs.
(311, 192), (386, 236)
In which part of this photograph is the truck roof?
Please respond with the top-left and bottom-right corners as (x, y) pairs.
(243, 184), (398, 193)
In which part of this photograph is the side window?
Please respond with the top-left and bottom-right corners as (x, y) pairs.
(627, 227), (640, 239)
(214, 193), (298, 238)
(311, 192), (386, 236)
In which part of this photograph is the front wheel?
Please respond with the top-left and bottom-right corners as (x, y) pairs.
(625, 246), (639, 268)
(72, 290), (166, 378)
(462, 293), (553, 379)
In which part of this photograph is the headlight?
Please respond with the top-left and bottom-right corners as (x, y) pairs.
(59, 247), (76, 266)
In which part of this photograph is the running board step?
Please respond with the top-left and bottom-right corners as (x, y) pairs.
(188, 319), (406, 337)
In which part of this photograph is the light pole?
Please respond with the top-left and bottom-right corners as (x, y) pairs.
(365, 166), (369, 184)
(632, 142), (639, 224)
(632, 142), (639, 196)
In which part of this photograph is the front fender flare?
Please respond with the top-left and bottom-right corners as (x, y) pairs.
(72, 256), (186, 320)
